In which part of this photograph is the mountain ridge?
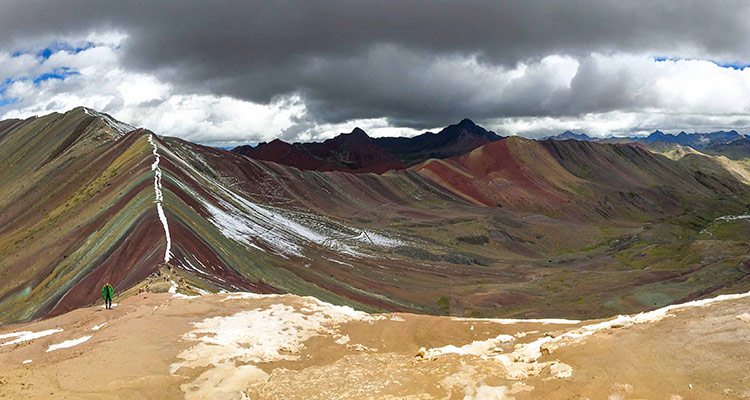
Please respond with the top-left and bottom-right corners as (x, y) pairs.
(1, 108), (750, 325)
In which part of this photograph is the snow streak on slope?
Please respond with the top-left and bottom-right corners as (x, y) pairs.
(149, 134), (172, 263)
(0, 329), (63, 347)
(83, 108), (135, 136)
(46, 335), (92, 352)
(161, 142), (402, 258)
(715, 213), (750, 222)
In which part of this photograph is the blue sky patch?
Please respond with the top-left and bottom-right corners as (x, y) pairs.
(37, 41), (95, 60)
(0, 97), (19, 107)
(33, 67), (79, 84)
(10, 41), (96, 61)
(654, 56), (750, 70)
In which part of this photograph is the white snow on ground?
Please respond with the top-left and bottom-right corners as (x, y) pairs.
(91, 323), (107, 331)
(101, 303), (118, 308)
(46, 335), (92, 352)
(204, 187), (391, 258)
(148, 134), (172, 263)
(451, 317), (581, 325)
(0, 329), (63, 347)
(425, 334), (515, 358)
(161, 143), (402, 259)
(441, 364), (533, 400)
(168, 280), (177, 294)
(353, 229), (402, 247)
(179, 255), (212, 277)
(427, 289), (750, 382)
(172, 295), (382, 399)
(172, 293), (200, 299)
(22, 360), (32, 365)
(83, 108), (135, 137)
(221, 292), (281, 301)
(715, 214), (750, 222)
(738, 313), (750, 323)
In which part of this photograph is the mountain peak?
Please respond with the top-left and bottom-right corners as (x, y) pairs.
(348, 127), (369, 138)
(80, 107), (136, 136)
(457, 118), (477, 127)
(547, 130), (592, 141)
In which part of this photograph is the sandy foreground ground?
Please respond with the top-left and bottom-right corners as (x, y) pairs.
(0, 289), (748, 399)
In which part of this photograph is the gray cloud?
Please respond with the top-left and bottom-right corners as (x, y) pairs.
(1, 0), (749, 135)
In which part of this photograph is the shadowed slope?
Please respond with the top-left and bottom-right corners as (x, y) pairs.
(233, 128), (406, 173)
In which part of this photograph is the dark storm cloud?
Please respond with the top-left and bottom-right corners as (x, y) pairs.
(1, 0), (749, 128)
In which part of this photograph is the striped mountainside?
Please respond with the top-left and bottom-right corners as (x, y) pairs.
(1, 108), (750, 324)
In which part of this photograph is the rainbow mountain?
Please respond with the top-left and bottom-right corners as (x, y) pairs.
(1, 107), (749, 324)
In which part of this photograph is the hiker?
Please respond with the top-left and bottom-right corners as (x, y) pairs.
(102, 282), (114, 310)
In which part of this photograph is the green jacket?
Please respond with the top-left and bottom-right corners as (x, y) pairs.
(102, 284), (114, 300)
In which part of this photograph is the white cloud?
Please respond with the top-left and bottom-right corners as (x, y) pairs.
(2, 34), (750, 145)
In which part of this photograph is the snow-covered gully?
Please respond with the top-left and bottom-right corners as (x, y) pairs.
(715, 213), (750, 222)
(148, 134), (172, 263)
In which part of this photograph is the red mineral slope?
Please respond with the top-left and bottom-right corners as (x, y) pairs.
(413, 136), (747, 220)
(413, 137), (582, 210)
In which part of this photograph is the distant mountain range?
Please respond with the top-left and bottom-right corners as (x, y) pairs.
(638, 130), (746, 149)
(702, 138), (750, 160)
(233, 121), (749, 173)
(232, 118), (503, 173)
(545, 131), (594, 141)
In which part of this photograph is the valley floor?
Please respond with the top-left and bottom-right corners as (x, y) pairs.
(0, 290), (748, 399)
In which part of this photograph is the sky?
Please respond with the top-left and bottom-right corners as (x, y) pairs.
(1, 1), (750, 146)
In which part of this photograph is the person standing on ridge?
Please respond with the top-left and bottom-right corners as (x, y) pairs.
(102, 282), (114, 310)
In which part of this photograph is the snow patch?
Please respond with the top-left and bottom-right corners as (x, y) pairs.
(163, 144), (401, 258)
(334, 335), (350, 345)
(451, 317), (581, 325)
(441, 364), (532, 399)
(173, 293), (200, 299)
(738, 313), (750, 323)
(83, 108), (135, 137)
(547, 361), (573, 379)
(425, 334), (515, 358)
(172, 296), (381, 399)
(91, 323), (107, 331)
(0, 329), (63, 347)
(172, 298), (376, 370)
(46, 335), (92, 352)
(221, 292), (281, 301)
(22, 360), (32, 365)
(431, 289), (750, 382)
(715, 214), (750, 222)
(181, 363), (268, 400)
(148, 134), (172, 263)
